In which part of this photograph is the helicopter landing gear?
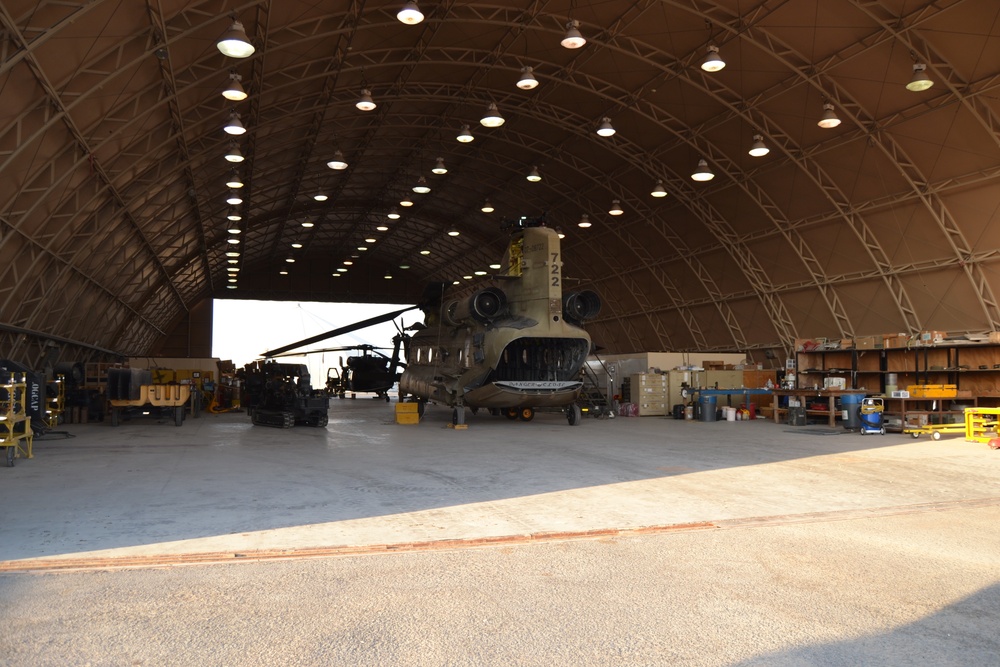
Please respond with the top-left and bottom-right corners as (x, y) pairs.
(452, 406), (466, 426)
(518, 407), (535, 422)
(567, 404), (582, 426)
(505, 407), (519, 420)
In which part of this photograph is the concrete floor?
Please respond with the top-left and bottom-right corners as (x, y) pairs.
(1, 399), (999, 665)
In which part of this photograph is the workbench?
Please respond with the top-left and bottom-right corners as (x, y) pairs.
(770, 388), (864, 427)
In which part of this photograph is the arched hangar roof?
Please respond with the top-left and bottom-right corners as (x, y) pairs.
(1, 0), (999, 361)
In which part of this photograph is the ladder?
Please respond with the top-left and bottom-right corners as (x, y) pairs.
(579, 353), (613, 418)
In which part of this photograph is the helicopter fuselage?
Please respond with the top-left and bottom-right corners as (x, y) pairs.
(398, 225), (598, 411)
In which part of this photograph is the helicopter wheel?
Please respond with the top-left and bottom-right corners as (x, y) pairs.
(452, 407), (466, 426)
(518, 407), (535, 422)
(567, 404), (582, 426)
(505, 407), (519, 420)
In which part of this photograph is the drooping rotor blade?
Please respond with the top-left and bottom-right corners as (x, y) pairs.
(262, 307), (416, 358)
(268, 345), (391, 359)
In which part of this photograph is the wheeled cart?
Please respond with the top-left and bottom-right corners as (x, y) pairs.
(109, 384), (191, 427)
(859, 397), (885, 435)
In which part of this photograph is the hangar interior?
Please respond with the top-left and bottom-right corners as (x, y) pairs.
(3, 5), (1000, 663)
(0, 0), (998, 369)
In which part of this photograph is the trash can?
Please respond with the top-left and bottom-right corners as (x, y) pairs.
(672, 404), (685, 420)
(840, 393), (865, 430)
(699, 394), (717, 422)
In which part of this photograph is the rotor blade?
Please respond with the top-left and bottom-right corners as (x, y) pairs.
(268, 346), (369, 358)
(262, 307), (416, 357)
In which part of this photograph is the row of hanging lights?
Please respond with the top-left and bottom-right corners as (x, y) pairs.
(214, 6), (940, 276)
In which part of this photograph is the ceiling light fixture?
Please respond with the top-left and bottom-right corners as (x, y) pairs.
(226, 285), (237, 289)
(447, 228), (460, 237)
(650, 179), (667, 197)
(358, 246), (368, 251)
(225, 141), (244, 163)
(301, 221), (314, 228)
(818, 102), (841, 129)
(691, 158), (715, 182)
(526, 165), (541, 182)
(561, 19), (586, 49)
(456, 124), (474, 143)
(517, 66), (539, 90)
(327, 150), (348, 170)
(225, 170), (243, 188)
(216, 19), (255, 58)
(356, 88), (376, 111)
(365, 237), (376, 243)
(226, 251), (240, 257)
(222, 71), (247, 101)
(226, 237), (240, 244)
(377, 225), (389, 231)
(481, 200), (494, 213)
(226, 207), (242, 221)
(596, 117), (615, 137)
(557, 229), (566, 239)
(480, 102), (504, 127)
(906, 63), (934, 92)
(285, 257), (295, 263)
(223, 111), (246, 135)
(701, 45), (725, 72)
(432, 157), (447, 175)
(489, 263), (502, 270)
(291, 243), (303, 249)
(748, 134), (769, 157)
(397, 1), (424, 25)
(314, 191), (328, 201)
(413, 176), (431, 194)
(400, 194), (414, 207)
(388, 208), (401, 220)
(226, 189), (243, 205)
(578, 214), (591, 228)
(420, 250), (431, 255)
(227, 225), (241, 235)
(609, 199), (623, 216)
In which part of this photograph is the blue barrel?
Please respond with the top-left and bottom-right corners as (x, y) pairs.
(699, 394), (718, 422)
(841, 393), (864, 430)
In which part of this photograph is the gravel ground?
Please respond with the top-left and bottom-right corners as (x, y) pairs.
(3, 504), (998, 667)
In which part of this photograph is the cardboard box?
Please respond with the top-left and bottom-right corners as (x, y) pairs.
(855, 336), (880, 350)
(884, 334), (913, 349)
(916, 331), (947, 345)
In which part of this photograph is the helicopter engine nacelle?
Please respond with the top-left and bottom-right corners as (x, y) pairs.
(562, 290), (602, 325)
(445, 287), (508, 325)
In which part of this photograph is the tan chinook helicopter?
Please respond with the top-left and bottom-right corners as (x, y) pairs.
(263, 216), (601, 426)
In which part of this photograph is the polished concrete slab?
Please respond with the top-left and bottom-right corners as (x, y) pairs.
(3, 399), (1000, 666)
(1, 398), (997, 568)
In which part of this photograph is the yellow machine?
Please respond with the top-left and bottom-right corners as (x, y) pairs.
(108, 383), (191, 427)
(1, 373), (33, 466)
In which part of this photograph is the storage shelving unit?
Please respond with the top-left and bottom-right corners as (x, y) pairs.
(795, 340), (1000, 431)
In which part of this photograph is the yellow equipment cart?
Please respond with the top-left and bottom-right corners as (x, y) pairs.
(109, 384), (190, 427)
